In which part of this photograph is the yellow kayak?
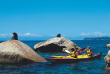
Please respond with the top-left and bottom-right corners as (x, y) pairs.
(52, 54), (91, 59)
(46, 52), (102, 63)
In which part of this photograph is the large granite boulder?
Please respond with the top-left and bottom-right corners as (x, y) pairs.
(34, 37), (81, 53)
(104, 50), (110, 67)
(0, 40), (46, 63)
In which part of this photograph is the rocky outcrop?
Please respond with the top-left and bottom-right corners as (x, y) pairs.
(106, 44), (110, 47)
(34, 37), (81, 53)
(104, 50), (110, 67)
(0, 40), (46, 63)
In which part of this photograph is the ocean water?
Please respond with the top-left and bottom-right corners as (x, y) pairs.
(0, 40), (110, 74)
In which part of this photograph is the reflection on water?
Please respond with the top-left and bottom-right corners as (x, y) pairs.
(70, 63), (77, 66)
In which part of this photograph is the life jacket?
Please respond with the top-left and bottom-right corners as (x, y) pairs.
(78, 50), (84, 55)
(87, 49), (91, 53)
(86, 49), (93, 56)
(79, 50), (83, 53)
(76, 51), (80, 55)
(70, 51), (75, 57)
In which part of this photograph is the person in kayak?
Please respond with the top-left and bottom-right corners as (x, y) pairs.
(85, 46), (93, 56)
(78, 48), (85, 55)
(64, 48), (77, 58)
(75, 47), (80, 55)
(72, 47), (80, 58)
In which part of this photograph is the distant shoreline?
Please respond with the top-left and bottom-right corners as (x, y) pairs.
(84, 37), (110, 40)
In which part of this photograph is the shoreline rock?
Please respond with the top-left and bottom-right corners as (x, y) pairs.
(34, 37), (81, 53)
(0, 40), (46, 63)
(104, 50), (110, 67)
(106, 44), (110, 47)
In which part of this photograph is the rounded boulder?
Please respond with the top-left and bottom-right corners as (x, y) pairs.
(104, 50), (110, 67)
(34, 37), (81, 53)
(0, 40), (46, 63)
(106, 44), (110, 47)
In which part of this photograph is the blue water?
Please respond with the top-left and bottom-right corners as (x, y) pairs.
(0, 40), (110, 74)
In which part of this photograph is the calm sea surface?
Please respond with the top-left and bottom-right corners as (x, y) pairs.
(0, 40), (110, 74)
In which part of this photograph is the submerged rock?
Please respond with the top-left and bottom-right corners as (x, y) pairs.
(106, 44), (110, 47)
(104, 50), (110, 67)
(34, 37), (81, 53)
(0, 40), (46, 63)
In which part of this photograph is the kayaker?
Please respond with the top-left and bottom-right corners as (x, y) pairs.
(64, 48), (77, 58)
(71, 51), (76, 57)
(70, 48), (76, 57)
(74, 47), (80, 58)
(86, 46), (93, 56)
(75, 51), (80, 55)
(78, 48), (85, 55)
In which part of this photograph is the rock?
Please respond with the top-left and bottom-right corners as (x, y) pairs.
(34, 37), (81, 53)
(104, 50), (110, 67)
(0, 40), (46, 63)
(106, 44), (110, 47)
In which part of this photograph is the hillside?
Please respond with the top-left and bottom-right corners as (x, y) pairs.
(84, 37), (110, 40)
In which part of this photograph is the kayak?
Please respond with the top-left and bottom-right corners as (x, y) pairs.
(45, 52), (102, 63)
(51, 55), (91, 59)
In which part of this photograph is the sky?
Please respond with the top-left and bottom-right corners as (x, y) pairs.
(0, 0), (110, 40)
